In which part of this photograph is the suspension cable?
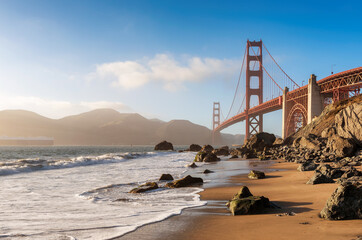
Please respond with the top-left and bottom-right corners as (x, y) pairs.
(262, 42), (300, 88)
(225, 46), (247, 120)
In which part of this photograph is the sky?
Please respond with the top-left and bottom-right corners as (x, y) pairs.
(0, 0), (361, 136)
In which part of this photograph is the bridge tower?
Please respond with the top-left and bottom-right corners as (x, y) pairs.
(212, 102), (221, 145)
(245, 40), (263, 141)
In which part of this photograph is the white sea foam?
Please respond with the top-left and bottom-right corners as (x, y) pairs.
(0, 150), (205, 240)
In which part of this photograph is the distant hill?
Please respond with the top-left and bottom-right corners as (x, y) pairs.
(0, 109), (244, 146)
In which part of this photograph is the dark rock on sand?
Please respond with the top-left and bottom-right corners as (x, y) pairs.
(129, 182), (158, 193)
(320, 183), (362, 220)
(188, 144), (202, 152)
(159, 174), (174, 181)
(165, 175), (203, 188)
(297, 162), (318, 171)
(248, 170), (266, 179)
(154, 141), (174, 151)
(203, 169), (214, 174)
(227, 186), (270, 216)
(306, 172), (334, 185)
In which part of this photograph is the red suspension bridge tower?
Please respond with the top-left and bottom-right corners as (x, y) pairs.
(245, 40), (263, 140)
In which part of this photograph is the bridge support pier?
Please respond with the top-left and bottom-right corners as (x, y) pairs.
(282, 87), (289, 139)
(307, 74), (323, 123)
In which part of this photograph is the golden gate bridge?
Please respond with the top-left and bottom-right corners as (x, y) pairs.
(212, 40), (362, 144)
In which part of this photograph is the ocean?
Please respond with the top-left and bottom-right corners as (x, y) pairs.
(0, 146), (253, 240)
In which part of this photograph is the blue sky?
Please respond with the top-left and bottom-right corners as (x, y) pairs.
(0, 0), (361, 136)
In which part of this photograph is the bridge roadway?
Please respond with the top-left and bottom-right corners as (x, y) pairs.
(214, 66), (362, 133)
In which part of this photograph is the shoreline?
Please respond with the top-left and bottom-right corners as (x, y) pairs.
(118, 159), (362, 240)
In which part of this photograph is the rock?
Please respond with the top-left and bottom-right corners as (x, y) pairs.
(201, 145), (214, 153)
(159, 174), (174, 181)
(165, 175), (203, 188)
(315, 164), (344, 179)
(129, 182), (158, 193)
(188, 144), (202, 152)
(187, 162), (198, 168)
(154, 141), (174, 151)
(298, 135), (322, 151)
(230, 155), (238, 159)
(226, 186), (270, 216)
(228, 196), (270, 215)
(326, 135), (357, 158)
(194, 151), (207, 162)
(306, 172), (334, 185)
(203, 153), (220, 162)
(230, 186), (253, 200)
(298, 162), (318, 171)
(320, 183), (362, 220)
(340, 167), (362, 179)
(212, 146), (229, 156)
(334, 103), (362, 147)
(243, 132), (276, 151)
(203, 169), (213, 174)
(248, 170), (266, 179)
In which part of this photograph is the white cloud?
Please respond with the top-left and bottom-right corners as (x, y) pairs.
(93, 54), (239, 91)
(0, 95), (132, 119)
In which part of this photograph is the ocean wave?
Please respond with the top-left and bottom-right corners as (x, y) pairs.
(0, 151), (161, 176)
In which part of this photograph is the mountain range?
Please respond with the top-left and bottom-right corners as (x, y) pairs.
(0, 109), (244, 145)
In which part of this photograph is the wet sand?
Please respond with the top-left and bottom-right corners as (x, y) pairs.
(118, 160), (362, 240)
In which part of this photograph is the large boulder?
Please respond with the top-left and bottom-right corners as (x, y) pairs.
(165, 175), (203, 188)
(194, 151), (208, 162)
(188, 144), (202, 152)
(226, 186), (270, 216)
(306, 172), (334, 185)
(243, 132), (276, 151)
(297, 135), (323, 151)
(154, 141), (174, 151)
(129, 182), (158, 193)
(326, 135), (357, 158)
(334, 103), (362, 147)
(248, 170), (266, 179)
(320, 183), (362, 220)
(201, 145), (214, 153)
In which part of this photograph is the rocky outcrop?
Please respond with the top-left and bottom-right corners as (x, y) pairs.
(165, 175), (203, 188)
(129, 182), (158, 193)
(248, 170), (266, 179)
(334, 102), (362, 147)
(320, 183), (362, 220)
(243, 132), (276, 152)
(227, 186), (270, 215)
(188, 144), (202, 152)
(154, 141), (174, 151)
(159, 174), (174, 181)
(326, 135), (356, 158)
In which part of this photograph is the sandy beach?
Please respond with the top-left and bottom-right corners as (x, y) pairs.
(120, 159), (362, 240)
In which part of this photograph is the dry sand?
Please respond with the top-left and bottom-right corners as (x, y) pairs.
(119, 160), (362, 240)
